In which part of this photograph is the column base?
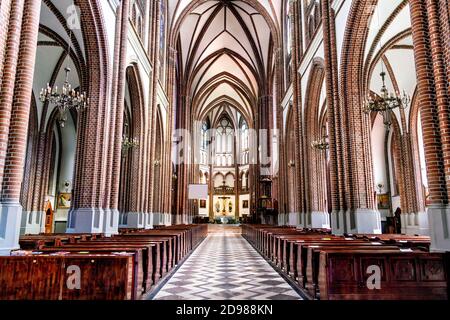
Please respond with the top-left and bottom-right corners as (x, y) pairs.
(351, 208), (382, 234)
(66, 208), (104, 234)
(102, 208), (119, 236)
(20, 211), (44, 235)
(311, 211), (330, 229)
(144, 213), (154, 229)
(0, 202), (22, 256)
(277, 213), (286, 226)
(153, 213), (165, 226)
(124, 212), (145, 229)
(331, 210), (346, 235)
(288, 212), (300, 226)
(332, 209), (382, 235)
(428, 205), (450, 252)
(401, 211), (429, 235)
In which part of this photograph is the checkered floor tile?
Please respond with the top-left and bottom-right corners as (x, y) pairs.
(152, 231), (303, 300)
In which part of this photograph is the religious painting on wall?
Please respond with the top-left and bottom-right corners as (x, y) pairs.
(215, 201), (221, 213)
(243, 200), (249, 209)
(200, 200), (207, 208)
(57, 192), (71, 209)
(377, 193), (390, 210)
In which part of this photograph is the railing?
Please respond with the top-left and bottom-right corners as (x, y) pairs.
(214, 187), (235, 195)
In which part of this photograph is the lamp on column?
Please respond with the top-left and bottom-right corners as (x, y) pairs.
(122, 135), (139, 157)
(311, 135), (329, 151)
(40, 31), (88, 128)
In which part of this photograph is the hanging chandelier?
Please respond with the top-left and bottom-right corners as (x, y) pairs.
(122, 135), (139, 157)
(363, 71), (410, 130)
(311, 135), (329, 151)
(40, 67), (88, 128)
(39, 30), (88, 128)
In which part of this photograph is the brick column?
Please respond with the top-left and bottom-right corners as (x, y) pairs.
(410, 0), (450, 251)
(108, 0), (130, 232)
(148, 0), (166, 226)
(0, 0), (40, 255)
(322, 1), (348, 234)
(104, 2), (123, 230)
(288, 0), (308, 228)
(164, 46), (177, 225)
(339, 0), (381, 234)
(67, 0), (111, 234)
(0, 0), (12, 81)
(0, 0), (25, 193)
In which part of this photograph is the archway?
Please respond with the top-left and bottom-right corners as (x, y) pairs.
(304, 58), (330, 228)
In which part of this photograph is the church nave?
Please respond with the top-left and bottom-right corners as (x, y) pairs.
(153, 226), (303, 300)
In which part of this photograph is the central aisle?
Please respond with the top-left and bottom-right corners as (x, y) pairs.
(153, 225), (303, 300)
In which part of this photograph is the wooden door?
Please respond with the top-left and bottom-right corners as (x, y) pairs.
(44, 201), (54, 234)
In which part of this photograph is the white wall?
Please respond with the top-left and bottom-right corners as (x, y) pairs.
(371, 114), (388, 191)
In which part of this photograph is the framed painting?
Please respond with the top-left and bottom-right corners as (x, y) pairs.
(243, 200), (249, 209)
(377, 193), (390, 210)
(200, 200), (207, 208)
(57, 192), (71, 209)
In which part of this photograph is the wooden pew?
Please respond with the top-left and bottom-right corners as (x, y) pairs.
(1, 225), (207, 300)
(305, 245), (415, 298)
(317, 250), (448, 300)
(0, 253), (135, 300)
(38, 243), (156, 295)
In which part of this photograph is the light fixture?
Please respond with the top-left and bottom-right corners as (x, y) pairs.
(40, 30), (88, 128)
(288, 160), (295, 168)
(363, 9), (410, 131)
(311, 135), (329, 151)
(376, 183), (384, 194)
(364, 71), (410, 130)
(154, 160), (161, 167)
(122, 135), (139, 156)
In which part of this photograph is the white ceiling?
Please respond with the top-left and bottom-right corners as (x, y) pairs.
(173, 1), (280, 121)
(33, 0), (85, 129)
(365, 0), (416, 128)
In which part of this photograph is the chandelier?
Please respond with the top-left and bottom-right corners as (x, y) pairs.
(364, 71), (410, 130)
(40, 28), (88, 127)
(311, 135), (329, 151)
(122, 135), (139, 157)
(40, 67), (88, 128)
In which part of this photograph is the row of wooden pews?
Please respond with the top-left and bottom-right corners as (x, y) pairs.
(242, 224), (450, 300)
(0, 224), (207, 300)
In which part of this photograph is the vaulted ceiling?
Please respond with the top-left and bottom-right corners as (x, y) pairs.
(364, 0), (415, 128)
(34, 0), (84, 130)
(170, 0), (282, 122)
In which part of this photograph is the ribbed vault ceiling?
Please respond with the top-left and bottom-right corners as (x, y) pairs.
(171, 0), (281, 121)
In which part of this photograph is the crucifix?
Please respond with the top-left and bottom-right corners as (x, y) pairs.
(217, 181), (231, 216)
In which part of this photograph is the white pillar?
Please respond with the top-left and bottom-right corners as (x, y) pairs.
(311, 211), (330, 229)
(66, 208), (105, 234)
(102, 208), (119, 235)
(0, 202), (22, 255)
(428, 205), (450, 251)
(332, 209), (381, 235)
(20, 211), (44, 235)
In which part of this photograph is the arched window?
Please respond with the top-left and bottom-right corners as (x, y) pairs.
(159, 0), (166, 80)
(131, 3), (137, 25)
(240, 120), (249, 165)
(201, 121), (209, 165)
(215, 117), (234, 167)
(286, 1), (292, 56)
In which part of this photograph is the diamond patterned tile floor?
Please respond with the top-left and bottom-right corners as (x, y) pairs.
(152, 229), (303, 300)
